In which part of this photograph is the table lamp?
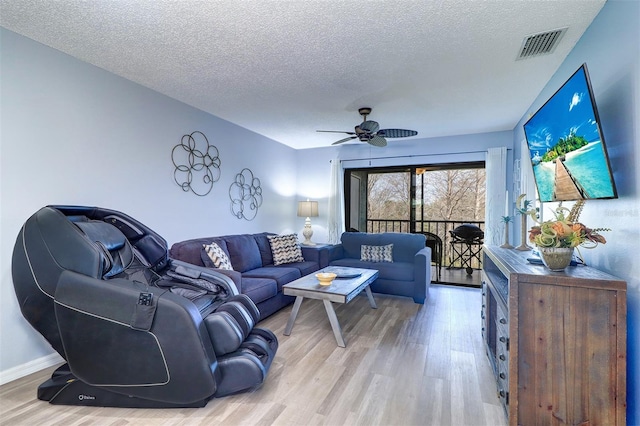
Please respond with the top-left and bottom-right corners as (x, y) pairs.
(297, 199), (319, 245)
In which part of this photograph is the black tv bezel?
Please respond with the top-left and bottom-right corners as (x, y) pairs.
(523, 63), (618, 202)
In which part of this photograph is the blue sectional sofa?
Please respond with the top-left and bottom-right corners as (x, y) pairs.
(169, 233), (328, 320)
(326, 232), (431, 304)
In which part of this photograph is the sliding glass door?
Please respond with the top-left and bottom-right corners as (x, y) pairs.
(343, 162), (486, 270)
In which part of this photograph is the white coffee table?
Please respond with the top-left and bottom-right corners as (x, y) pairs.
(282, 267), (378, 347)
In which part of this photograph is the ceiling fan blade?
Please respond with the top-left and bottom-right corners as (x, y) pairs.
(377, 129), (418, 138)
(317, 130), (357, 135)
(332, 136), (358, 145)
(359, 120), (379, 133)
(368, 135), (387, 147)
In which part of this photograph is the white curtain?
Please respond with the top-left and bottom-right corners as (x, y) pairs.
(327, 158), (345, 244)
(485, 147), (508, 246)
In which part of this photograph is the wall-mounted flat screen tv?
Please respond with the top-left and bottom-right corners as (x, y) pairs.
(523, 63), (617, 202)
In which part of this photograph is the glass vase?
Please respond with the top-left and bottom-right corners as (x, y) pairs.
(538, 247), (574, 271)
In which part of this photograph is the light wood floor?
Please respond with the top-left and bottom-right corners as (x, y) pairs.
(0, 285), (507, 426)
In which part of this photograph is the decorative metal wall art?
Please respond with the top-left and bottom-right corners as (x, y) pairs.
(171, 131), (221, 196)
(229, 168), (263, 221)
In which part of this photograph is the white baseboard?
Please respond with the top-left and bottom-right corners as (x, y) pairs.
(0, 353), (64, 386)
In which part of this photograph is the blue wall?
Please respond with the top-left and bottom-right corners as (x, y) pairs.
(0, 28), (300, 378)
(513, 1), (640, 422)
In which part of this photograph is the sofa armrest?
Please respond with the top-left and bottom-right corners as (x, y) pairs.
(413, 246), (432, 303)
(301, 245), (332, 268)
(326, 244), (345, 263)
(300, 246), (320, 264)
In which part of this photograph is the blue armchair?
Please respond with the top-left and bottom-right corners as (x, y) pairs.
(326, 232), (431, 303)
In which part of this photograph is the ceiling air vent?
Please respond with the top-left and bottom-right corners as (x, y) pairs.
(517, 28), (567, 60)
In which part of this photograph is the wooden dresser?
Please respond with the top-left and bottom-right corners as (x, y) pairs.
(481, 245), (627, 425)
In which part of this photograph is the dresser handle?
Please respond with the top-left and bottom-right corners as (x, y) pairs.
(499, 318), (507, 324)
(499, 373), (506, 379)
(499, 336), (506, 343)
(499, 354), (506, 361)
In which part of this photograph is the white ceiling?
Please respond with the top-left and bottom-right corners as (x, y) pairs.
(0, 0), (606, 150)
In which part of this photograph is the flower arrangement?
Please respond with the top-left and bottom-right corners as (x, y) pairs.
(528, 200), (608, 249)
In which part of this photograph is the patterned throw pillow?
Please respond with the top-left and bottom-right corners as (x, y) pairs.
(203, 242), (234, 270)
(267, 234), (305, 266)
(361, 244), (394, 263)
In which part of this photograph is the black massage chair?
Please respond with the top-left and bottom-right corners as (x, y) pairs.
(11, 205), (278, 407)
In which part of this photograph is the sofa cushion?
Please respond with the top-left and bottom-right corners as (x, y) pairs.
(202, 242), (233, 270)
(267, 234), (304, 265)
(243, 266), (302, 290)
(329, 259), (415, 282)
(224, 234), (262, 272)
(240, 277), (278, 305)
(361, 244), (393, 263)
(281, 260), (318, 277)
(253, 232), (276, 266)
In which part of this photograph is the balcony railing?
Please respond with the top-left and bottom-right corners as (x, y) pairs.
(366, 219), (485, 270)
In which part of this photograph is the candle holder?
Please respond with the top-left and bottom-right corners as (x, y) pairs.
(515, 213), (532, 251)
(500, 218), (513, 249)
(514, 194), (534, 251)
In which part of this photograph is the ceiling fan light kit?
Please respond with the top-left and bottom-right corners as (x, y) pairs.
(317, 107), (417, 147)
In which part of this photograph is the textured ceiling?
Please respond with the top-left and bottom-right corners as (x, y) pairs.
(0, 0), (606, 149)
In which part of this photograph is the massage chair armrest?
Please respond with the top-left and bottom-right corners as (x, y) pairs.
(169, 259), (239, 296)
(54, 270), (219, 404)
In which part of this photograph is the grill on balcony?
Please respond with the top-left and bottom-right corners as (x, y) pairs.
(448, 224), (484, 275)
(365, 219), (485, 282)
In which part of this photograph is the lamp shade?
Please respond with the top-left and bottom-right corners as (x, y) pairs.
(297, 200), (318, 217)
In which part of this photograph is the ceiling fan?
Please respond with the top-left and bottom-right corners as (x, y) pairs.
(317, 107), (418, 147)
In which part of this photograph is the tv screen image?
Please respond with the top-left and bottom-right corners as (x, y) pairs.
(523, 64), (617, 202)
